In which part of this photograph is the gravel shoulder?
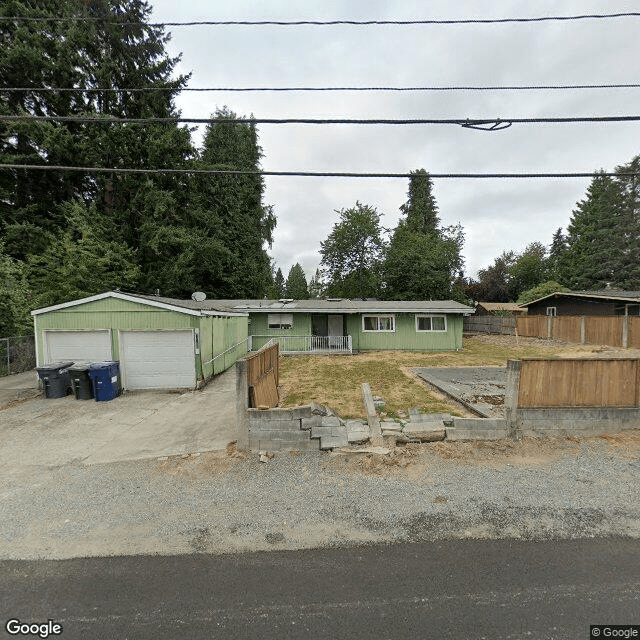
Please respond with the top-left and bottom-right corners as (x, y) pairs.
(1, 431), (639, 560)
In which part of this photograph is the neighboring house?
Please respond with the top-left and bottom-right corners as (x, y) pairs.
(474, 302), (527, 316)
(31, 291), (248, 390)
(519, 290), (640, 317)
(215, 298), (474, 353)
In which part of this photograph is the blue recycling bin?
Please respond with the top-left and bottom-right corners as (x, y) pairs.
(88, 361), (121, 402)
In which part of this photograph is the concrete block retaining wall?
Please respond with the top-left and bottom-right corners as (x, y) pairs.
(514, 407), (640, 437)
(247, 406), (321, 452)
(446, 418), (509, 441)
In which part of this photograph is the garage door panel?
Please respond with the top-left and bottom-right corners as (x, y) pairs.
(120, 331), (195, 389)
(44, 330), (112, 363)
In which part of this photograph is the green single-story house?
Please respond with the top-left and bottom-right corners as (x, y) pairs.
(31, 291), (248, 390)
(215, 298), (474, 353)
(31, 293), (473, 390)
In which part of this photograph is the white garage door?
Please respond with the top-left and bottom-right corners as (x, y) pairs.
(120, 330), (196, 390)
(44, 330), (112, 364)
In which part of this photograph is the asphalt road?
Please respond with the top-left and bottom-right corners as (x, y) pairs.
(1, 539), (638, 640)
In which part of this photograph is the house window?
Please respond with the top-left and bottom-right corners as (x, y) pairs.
(416, 314), (447, 332)
(267, 313), (293, 330)
(362, 315), (395, 332)
(546, 307), (557, 316)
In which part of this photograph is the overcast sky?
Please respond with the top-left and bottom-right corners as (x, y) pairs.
(149, 0), (640, 281)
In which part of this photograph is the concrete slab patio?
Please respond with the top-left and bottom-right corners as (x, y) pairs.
(0, 366), (242, 467)
(414, 366), (507, 418)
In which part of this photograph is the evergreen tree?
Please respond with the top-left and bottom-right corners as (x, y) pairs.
(284, 263), (309, 299)
(383, 170), (464, 300)
(0, 243), (32, 336)
(320, 202), (385, 299)
(27, 201), (140, 308)
(191, 108), (276, 298)
(0, 0), (192, 263)
(308, 268), (325, 298)
(559, 172), (627, 289)
(547, 228), (568, 283)
(269, 268), (285, 299)
(614, 155), (640, 288)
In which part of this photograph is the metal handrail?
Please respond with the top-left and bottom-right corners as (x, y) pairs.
(203, 337), (250, 365)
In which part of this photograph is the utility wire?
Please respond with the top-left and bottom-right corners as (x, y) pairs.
(2, 115), (640, 127)
(2, 13), (639, 26)
(1, 164), (637, 179)
(4, 83), (640, 93)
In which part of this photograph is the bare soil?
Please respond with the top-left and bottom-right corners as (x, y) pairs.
(324, 428), (640, 478)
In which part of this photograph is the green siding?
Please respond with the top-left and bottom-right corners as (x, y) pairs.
(348, 313), (462, 351)
(246, 310), (464, 352)
(34, 297), (248, 382)
(202, 315), (249, 377)
(249, 312), (312, 350)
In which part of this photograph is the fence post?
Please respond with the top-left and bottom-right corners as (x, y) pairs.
(580, 316), (586, 344)
(505, 359), (521, 439)
(622, 315), (629, 349)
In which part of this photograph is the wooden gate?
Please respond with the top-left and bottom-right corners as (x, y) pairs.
(245, 340), (280, 408)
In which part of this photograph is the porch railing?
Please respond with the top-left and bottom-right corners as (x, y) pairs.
(250, 335), (352, 354)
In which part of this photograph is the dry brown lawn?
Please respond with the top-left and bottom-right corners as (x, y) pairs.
(278, 334), (640, 419)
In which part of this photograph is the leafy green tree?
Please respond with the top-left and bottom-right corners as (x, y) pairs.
(517, 281), (570, 305)
(383, 170), (464, 300)
(284, 263), (309, 299)
(474, 251), (516, 302)
(320, 202), (386, 299)
(507, 242), (548, 300)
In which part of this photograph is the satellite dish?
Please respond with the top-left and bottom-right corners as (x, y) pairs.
(191, 291), (207, 302)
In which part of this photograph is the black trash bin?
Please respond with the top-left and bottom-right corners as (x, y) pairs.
(36, 362), (74, 399)
(69, 363), (94, 400)
(88, 361), (120, 402)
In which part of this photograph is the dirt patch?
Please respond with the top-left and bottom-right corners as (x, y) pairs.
(156, 448), (246, 478)
(324, 429), (640, 478)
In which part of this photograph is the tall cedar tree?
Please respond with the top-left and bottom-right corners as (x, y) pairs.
(1, 0), (193, 305)
(383, 169), (464, 300)
(559, 172), (628, 289)
(320, 203), (385, 299)
(193, 108), (276, 298)
(284, 263), (309, 299)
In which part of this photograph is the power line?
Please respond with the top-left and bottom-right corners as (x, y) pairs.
(2, 13), (639, 26)
(2, 115), (640, 128)
(4, 83), (640, 93)
(1, 164), (637, 179)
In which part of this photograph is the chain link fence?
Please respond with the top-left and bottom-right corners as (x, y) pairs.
(0, 336), (36, 376)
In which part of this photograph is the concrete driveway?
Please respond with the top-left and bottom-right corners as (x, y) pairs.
(0, 368), (242, 467)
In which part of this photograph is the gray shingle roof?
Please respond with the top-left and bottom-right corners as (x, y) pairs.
(213, 298), (474, 314)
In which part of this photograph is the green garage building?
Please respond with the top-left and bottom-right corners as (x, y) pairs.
(31, 291), (248, 390)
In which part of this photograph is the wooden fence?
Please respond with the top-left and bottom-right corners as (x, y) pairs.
(245, 340), (280, 408)
(464, 316), (516, 335)
(517, 358), (640, 408)
(516, 315), (640, 348)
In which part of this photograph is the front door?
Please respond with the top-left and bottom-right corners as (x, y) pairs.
(327, 315), (343, 348)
